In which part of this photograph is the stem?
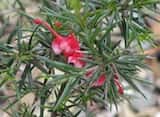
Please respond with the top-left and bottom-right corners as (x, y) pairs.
(41, 20), (60, 38)
(40, 98), (44, 117)
(110, 63), (118, 74)
(33, 18), (61, 38)
(40, 78), (49, 117)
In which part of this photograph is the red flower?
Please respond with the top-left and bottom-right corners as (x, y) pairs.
(33, 18), (42, 24)
(85, 68), (106, 87)
(60, 33), (80, 57)
(51, 36), (64, 54)
(92, 74), (106, 87)
(33, 18), (85, 68)
(114, 75), (124, 95)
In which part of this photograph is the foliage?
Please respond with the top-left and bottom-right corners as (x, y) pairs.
(0, 0), (160, 116)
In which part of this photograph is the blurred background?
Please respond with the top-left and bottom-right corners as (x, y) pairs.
(0, 0), (160, 117)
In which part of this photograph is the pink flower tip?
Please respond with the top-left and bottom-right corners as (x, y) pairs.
(33, 18), (43, 25)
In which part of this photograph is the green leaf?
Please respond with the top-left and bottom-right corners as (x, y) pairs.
(54, 77), (79, 110)
(7, 27), (18, 44)
(119, 70), (146, 98)
(67, 0), (81, 13)
(36, 56), (82, 73)
(0, 44), (13, 53)
(16, 0), (25, 11)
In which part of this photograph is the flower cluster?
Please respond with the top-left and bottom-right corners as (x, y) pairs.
(33, 18), (85, 68)
(33, 18), (123, 94)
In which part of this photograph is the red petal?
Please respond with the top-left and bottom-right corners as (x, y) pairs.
(67, 33), (80, 50)
(52, 37), (64, 54)
(62, 34), (80, 57)
(33, 18), (43, 25)
(92, 74), (106, 87)
(60, 39), (73, 56)
(74, 60), (85, 68)
(68, 51), (85, 68)
(114, 79), (124, 95)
